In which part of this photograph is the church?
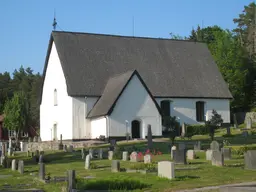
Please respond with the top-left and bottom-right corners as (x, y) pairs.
(40, 31), (232, 141)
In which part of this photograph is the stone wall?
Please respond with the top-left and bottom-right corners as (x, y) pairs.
(244, 112), (256, 124)
(27, 140), (106, 152)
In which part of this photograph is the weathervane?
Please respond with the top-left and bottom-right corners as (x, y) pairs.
(52, 9), (57, 31)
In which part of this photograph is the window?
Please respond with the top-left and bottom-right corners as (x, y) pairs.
(160, 100), (171, 117)
(196, 101), (205, 122)
(54, 89), (58, 106)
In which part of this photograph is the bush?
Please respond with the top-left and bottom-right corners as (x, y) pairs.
(77, 178), (150, 190)
(113, 145), (122, 160)
(186, 124), (210, 138)
(227, 145), (256, 156)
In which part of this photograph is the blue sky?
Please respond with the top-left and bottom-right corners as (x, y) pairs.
(0, 0), (253, 74)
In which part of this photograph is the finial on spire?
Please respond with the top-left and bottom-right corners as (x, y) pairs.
(52, 9), (57, 31)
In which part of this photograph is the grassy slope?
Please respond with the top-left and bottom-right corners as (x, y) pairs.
(0, 128), (256, 192)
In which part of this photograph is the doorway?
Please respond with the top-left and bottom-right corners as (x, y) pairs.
(131, 120), (141, 139)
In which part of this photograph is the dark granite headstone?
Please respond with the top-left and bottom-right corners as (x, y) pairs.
(147, 124), (153, 150)
(244, 150), (256, 170)
(39, 163), (45, 180)
(221, 148), (231, 160)
(173, 149), (187, 164)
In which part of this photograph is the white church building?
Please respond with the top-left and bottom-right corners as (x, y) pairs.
(40, 31), (232, 141)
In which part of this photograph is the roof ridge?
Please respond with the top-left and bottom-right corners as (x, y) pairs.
(52, 30), (205, 43)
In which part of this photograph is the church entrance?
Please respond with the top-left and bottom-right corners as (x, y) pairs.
(131, 120), (141, 139)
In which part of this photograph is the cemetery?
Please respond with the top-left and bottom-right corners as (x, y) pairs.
(0, 127), (256, 192)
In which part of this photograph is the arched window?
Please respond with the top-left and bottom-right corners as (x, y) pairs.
(54, 89), (58, 106)
(160, 100), (171, 117)
(196, 101), (205, 122)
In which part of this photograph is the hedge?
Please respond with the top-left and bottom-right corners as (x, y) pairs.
(224, 145), (256, 156)
(185, 124), (210, 138)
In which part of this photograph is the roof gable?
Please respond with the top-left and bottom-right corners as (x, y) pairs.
(47, 31), (232, 99)
(87, 70), (162, 118)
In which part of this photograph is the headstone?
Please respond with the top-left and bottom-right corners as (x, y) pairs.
(158, 161), (175, 180)
(246, 117), (252, 129)
(144, 154), (152, 164)
(181, 123), (186, 137)
(226, 127), (231, 135)
(173, 149), (187, 164)
(221, 148), (231, 160)
(63, 145), (67, 152)
(85, 155), (91, 170)
(178, 143), (186, 150)
(206, 150), (213, 160)
(210, 141), (220, 151)
(33, 136), (38, 142)
(68, 145), (73, 152)
(110, 139), (116, 151)
(122, 151), (128, 161)
(244, 150), (256, 170)
(89, 148), (94, 159)
(212, 150), (224, 166)
(147, 125), (153, 149)
(11, 159), (17, 171)
(233, 114), (238, 128)
(171, 146), (177, 159)
(81, 148), (86, 159)
(1, 143), (6, 156)
(111, 160), (120, 172)
(242, 131), (249, 137)
(18, 160), (24, 174)
(130, 151), (138, 162)
(67, 170), (76, 192)
(8, 148), (13, 156)
(98, 148), (103, 159)
(194, 141), (201, 150)
(108, 151), (113, 160)
(187, 150), (196, 160)
(58, 134), (63, 150)
(39, 163), (45, 180)
(38, 155), (44, 163)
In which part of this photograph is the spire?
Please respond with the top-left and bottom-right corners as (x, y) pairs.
(52, 9), (57, 31)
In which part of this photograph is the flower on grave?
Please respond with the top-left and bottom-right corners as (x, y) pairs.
(137, 152), (144, 161)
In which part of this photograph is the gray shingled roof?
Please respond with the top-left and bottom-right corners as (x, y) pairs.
(44, 31), (232, 99)
(87, 70), (162, 118)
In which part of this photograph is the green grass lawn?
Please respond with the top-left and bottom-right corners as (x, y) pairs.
(0, 129), (256, 192)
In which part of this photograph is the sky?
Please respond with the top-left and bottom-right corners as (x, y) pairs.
(0, 0), (253, 74)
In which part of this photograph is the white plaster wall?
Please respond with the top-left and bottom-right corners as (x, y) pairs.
(72, 97), (85, 139)
(155, 98), (230, 125)
(109, 75), (162, 138)
(85, 97), (99, 138)
(40, 42), (73, 141)
(91, 117), (107, 138)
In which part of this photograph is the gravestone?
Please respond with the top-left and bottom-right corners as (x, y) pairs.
(210, 141), (220, 151)
(108, 151), (113, 160)
(2, 143), (6, 156)
(81, 148), (86, 159)
(158, 161), (175, 180)
(63, 145), (68, 152)
(147, 124), (153, 150)
(194, 141), (201, 150)
(173, 150), (187, 164)
(58, 134), (63, 150)
(98, 148), (103, 159)
(171, 146), (177, 159)
(89, 148), (94, 159)
(226, 127), (231, 135)
(242, 131), (249, 137)
(181, 123), (186, 137)
(244, 150), (256, 170)
(246, 117), (252, 129)
(67, 170), (76, 192)
(122, 151), (128, 161)
(187, 150), (196, 160)
(221, 148), (231, 160)
(130, 151), (138, 162)
(206, 150), (213, 160)
(111, 160), (120, 172)
(144, 154), (152, 163)
(6, 158), (11, 168)
(20, 142), (28, 152)
(39, 163), (45, 180)
(18, 160), (24, 174)
(85, 155), (91, 170)
(110, 139), (117, 151)
(68, 145), (73, 152)
(212, 150), (224, 166)
(178, 143), (186, 150)
(38, 155), (44, 164)
(8, 148), (13, 156)
(11, 159), (17, 171)
(233, 114), (238, 128)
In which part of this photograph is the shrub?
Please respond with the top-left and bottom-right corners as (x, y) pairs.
(77, 178), (150, 190)
(186, 124), (210, 137)
(162, 116), (180, 144)
(90, 162), (98, 169)
(113, 145), (122, 160)
(227, 145), (256, 156)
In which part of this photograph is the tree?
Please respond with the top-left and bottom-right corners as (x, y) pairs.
(162, 116), (180, 144)
(206, 110), (223, 141)
(3, 91), (30, 145)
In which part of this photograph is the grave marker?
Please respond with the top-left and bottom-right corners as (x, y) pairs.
(194, 141), (201, 150)
(68, 145), (73, 152)
(85, 155), (91, 170)
(221, 148), (231, 160)
(158, 161), (175, 180)
(38, 155), (44, 164)
(144, 154), (152, 163)
(246, 117), (252, 129)
(206, 150), (213, 160)
(108, 151), (113, 160)
(111, 160), (120, 172)
(212, 150), (224, 166)
(171, 146), (176, 159)
(173, 149), (187, 164)
(244, 150), (256, 170)
(89, 148), (94, 159)
(210, 141), (220, 151)
(178, 143), (186, 150)
(187, 150), (196, 160)
(67, 170), (76, 192)
(130, 151), (138, 162)
(147, 124), (153, 150)
(39, 163), (45, 180)
(122, 151), (128, 161)
(11, 159), (17, 171)
(18, 160), (24, 174)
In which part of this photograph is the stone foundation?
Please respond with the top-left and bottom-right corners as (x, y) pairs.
(27, 140), (106, 152)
